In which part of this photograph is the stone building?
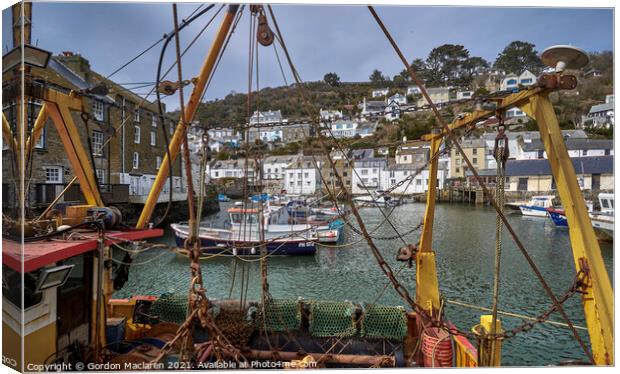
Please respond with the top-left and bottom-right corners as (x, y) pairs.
(2, 51), (184, 209)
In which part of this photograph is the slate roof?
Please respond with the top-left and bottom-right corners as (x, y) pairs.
(521, 138), (614, 152)
(588, 102), (614, 115)
(505, 156), (613, 176)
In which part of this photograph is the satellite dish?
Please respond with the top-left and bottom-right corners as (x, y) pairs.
(541, 45), (589, 73)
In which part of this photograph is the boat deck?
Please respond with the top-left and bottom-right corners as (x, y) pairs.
(2, 228), (163, 272)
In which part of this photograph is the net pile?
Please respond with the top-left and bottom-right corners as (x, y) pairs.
(149, 293), (188, 324)
(257, 298), (302, 332)
(360, 304), (408, 341)
(309, 300), (357, 338)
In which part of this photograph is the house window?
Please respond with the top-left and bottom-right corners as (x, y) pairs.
(156, 156), (162, 170)
(134, 108), (141, 122)
(361, 169), (368, 175)
(151, 114), (158, 127)
(150, 130), (156, 146)
(416, 179), (422, 185)
(604, 149), (610, 156)
(34, 127), (46, 149)
(304, 172), (309, 178)
(473, 158), (477, 164)
(214, 171), (219, 177)
(92, 100), (104, 121)
(92, 130), (104, 155)
(134, 126), (141, 143)
(45, 166), (63, 183)
(96, 168), (105, 184)
(132, 152), (139, 169)
(537, 150), (544, 159)
(456, 167), (460, 173)
(472, 148), (477, 155)
(517, 177), (528, 191)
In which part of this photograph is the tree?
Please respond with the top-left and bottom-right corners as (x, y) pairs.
(425, 44), (470, 86)
(323, 72), (341, 87)
(369, 69), (388, 84)
(494, 41), (544, 75)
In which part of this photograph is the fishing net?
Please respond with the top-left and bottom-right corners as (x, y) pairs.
(360, 304), (408, 341)
(308, 300), (357, 338)
(149, 293), (188, 324)
(257, 298), (302, 333)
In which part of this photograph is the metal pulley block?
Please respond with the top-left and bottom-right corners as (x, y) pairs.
(257, 13), (275, 46)
(396, 243), (418, 268)
(157, 78), (197, 95)
(537, 73), (578, 90)
(493, 123), (509, 165)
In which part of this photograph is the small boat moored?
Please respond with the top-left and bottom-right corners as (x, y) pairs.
(519, 195), (555, 217)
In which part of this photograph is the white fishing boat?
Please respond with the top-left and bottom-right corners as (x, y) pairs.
(590, 193), (613, 241)
(519, 195), (555, 217)
(353, 191), (398, 207)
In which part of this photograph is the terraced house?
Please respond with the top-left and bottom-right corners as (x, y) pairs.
(2, 51), (184, 209)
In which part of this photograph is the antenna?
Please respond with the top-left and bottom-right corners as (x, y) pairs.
(540, 45), (589, 73)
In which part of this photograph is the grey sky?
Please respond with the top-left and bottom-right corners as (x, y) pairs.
(2, 2), (613, 111)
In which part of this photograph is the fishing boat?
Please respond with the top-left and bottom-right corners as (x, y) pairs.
(171, 207), (317, 256)
(546, 208), (568, 227)
(353, 191), (398, 207)
(590, 193), (614, 241)
(519, 195), (555, 217)
(3, 1), (614, 370)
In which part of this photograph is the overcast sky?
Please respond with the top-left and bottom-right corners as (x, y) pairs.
(2, 2), (613, 111)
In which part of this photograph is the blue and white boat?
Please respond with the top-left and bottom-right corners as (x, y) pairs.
(171, 206), (317, 256)
(217, 193), (231, 202)
(519, 195), (555, 217)
(546, 208), (568, 227)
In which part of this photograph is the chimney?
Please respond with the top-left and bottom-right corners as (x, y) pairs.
(56, 52), (91, 82)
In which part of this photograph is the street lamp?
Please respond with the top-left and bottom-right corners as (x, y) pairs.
(2, 44), (52, 73)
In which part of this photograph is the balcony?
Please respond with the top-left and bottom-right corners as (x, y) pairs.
(32, 183), (130, 206)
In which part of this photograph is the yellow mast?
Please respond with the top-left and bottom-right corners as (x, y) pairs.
(136, 5), (239, 229)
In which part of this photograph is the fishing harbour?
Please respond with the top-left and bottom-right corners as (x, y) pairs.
(1, 1), (615, 371)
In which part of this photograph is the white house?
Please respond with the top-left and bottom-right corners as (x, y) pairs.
(407, 85), (421, 95)
(384, 101), (401, 121)
(583, 95), (614, 128)
(206, 127), (241, 151)
(262, 155), (296, 180)
(326, 120), (359, 138)
(500, 70), (537, 91)
(380, 164), (446, 195)
(351, 157), (388, 194)
(416, 87), (450, 107)
(258, 128), (284, 142)
(456, 91), (474, 100)
(283, 155), (322, 195)
(360, 97), (387, 116)
(518, 138), (613, 160)
(372, 88), (389, 98)
(249, 110), (287, 125)
(208, 159), (257, 182)
(388, 93), (408, 105)
(395, 141), (430, 165)
(320, 108), (343, 122)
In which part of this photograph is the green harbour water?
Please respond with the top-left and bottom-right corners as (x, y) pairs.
(115, 201), (614, 366)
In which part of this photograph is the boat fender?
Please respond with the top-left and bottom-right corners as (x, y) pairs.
(233, 247), (238, 256)
(251, 247), (256, 255)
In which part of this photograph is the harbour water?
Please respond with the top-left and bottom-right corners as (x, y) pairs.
(115, 202), (613, 366)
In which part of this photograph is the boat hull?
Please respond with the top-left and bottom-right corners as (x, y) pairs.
(519, 205), (548, 217)
(547, 209), (568, 227)
(590, 215), (613, 241)
(172, 225), (316, 256)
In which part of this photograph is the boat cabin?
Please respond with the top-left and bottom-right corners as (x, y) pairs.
(1, 229), (162, 371)
(598, 193), (614, 214)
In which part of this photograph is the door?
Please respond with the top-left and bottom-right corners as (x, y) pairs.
(592, 174), (601, 190)
(517, 178), (528, 191)
(130, 176), (140, 195)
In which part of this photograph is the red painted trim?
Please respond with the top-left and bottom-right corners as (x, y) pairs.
(2, 228), (163, 273)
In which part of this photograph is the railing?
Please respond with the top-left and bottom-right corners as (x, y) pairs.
(453, 334), (478, 367)
(32, 183), (130, 205)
